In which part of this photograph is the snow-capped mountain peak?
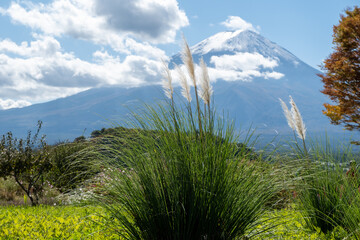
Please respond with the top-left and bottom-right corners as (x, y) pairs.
(191, 30), (246, 54)
(190, 30), (299, 63)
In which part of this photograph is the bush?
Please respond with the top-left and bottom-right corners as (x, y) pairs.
(0, 121), (51, 206)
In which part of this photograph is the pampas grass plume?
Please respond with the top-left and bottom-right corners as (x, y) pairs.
(181, 38), (197, 87)
(162, 61), (173, 100)
(176, 65), (192, 103)
(289, 96), (306, 140)
(199, 58), (213, 105)
(279, 98), (295, 131)
(279, 96), (306, 141)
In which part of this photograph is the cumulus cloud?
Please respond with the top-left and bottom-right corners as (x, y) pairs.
(0, 36), (61, 57)
(1, 0), (188, 47)
(211, 52), (278, 71)
(0, 37), (163, 104)
(221, 16), (258, 33)
(263, 71), (284, 80)
(0, 99), (31, 110)
(209, 52), (284, 81)
(0, 0), (188, 108)
(206, 67), (283, 82)
(94, 0), (189, 43)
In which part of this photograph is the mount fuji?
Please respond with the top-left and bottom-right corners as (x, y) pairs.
(0, 30), (350, 143)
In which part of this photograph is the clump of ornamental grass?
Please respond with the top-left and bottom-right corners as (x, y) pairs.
(280, 97), (360, 237)
(47, 140), (97, 193)
(93, 39), (284, 240)
(296, 140), (359, 237)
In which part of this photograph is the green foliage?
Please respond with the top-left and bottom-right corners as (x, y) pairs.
(252, 206), (348, 239)
(342, 191), (360, 239)
(298, 163), (353, 234)
(47, 141), (97, 193)
(0, 205), (118, 239)
(0, 121), (51, 206)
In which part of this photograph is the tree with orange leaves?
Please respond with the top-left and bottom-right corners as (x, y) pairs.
(319, 6), (360, 132)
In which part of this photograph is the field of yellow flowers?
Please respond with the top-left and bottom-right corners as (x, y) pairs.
(0, 205), (119, 239)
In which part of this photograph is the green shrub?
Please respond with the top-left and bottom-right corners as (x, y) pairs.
(0, 121), (51, 206)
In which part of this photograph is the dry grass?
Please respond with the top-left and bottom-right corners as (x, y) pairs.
(0, 177), (60, 206)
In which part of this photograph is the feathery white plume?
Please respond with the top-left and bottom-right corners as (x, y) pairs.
(199, 58), (213, 105)
(181, 38), (197, 87)
(161, 61), (173, 100)
(176, 65), (192, 103)
(289, 95), (306, 140)
(279, 98), (295, 130)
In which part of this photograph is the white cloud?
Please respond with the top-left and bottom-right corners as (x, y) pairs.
(1, 0), (188, 48)
(0, 37), (163, 104)
(221, 16), (258, 33)
(211, 52), (278, 71)
(0, 36), (61, 57)
(0, 0), (189, 108)
(263, 71), (284, 80)
(205, 67), (283, 82)
(207, 68), (257, 82)
(207, 52), (283, 81)
(0, 99), (31, 110)
(94, 0), (189, 43)
(3, 1), (100, 38)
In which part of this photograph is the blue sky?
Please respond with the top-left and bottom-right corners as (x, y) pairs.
(0, 0), (358, 109)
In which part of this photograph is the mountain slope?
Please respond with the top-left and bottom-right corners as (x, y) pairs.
(0, 86), (164, 141)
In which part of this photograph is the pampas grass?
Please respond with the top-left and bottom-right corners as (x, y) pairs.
(294, 137), (360, 237)
(279, 96), (360, 238)
(92, 37), (284, 240)
(279, 96), (308, 155)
